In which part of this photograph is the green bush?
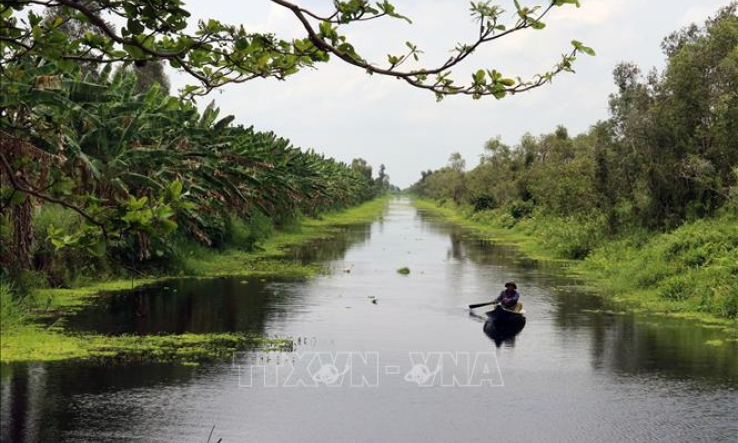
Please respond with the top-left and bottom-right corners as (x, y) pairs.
(472, 195), (497, 212)
(584, 215), (738, 319)
(533, 213), (607, 259)
(30, 204), (87, 285)
(33, 204), (79, 241)
(469, 208), (516, 228)
(509, 200), (534, 220)
(0, 281), (24, 331)
(227, 212), (274, 250)
(658, 275), (693, 300)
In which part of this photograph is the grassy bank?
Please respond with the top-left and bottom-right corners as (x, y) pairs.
(1, 197), (391, 363)
(412, 198), (738, 329)
(167, 196), (392, 279)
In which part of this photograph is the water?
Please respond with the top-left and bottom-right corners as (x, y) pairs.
(2, 198), (737, 443)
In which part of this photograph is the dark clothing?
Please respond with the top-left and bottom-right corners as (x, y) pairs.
(495, 289), (520, 308)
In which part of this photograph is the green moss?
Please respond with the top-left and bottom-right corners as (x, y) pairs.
(1, 326), (92, 362)
(0, 326), (291, 364)
(34, 278), (157, 315)
(85, 333), (292, 364)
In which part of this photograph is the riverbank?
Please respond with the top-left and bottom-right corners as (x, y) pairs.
(412, 199), (738, 331)
(0, 197), (391, 363)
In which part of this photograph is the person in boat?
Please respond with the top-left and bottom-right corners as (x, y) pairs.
(494, 282), (523, 313)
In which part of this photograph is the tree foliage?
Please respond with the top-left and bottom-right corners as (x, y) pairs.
(1, 0), (592, 99)
(0, 61), (386, 274)
(411, 5), (738, 230)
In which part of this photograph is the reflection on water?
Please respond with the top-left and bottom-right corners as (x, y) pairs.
(66, 278), (295, 335)
(289, 223), (373, 263)
(63, 226), (375, 336)
(2, 198), (737, 443)
(468, 310), (526, 348)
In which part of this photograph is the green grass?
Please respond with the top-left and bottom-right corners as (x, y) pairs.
(304, 197), (392, 226)
(175, 196), (391, 277)
(0, 197), (391, 364)
(412, 198), (738, 328)
(582, 217), (738, 323)
(32, 278), (157, 315)
(1, 281), (26, 332)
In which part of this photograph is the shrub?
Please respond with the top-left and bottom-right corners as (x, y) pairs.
(534, 213), (607, 259)
(658, 275), (693, 301)
(0, 281), (25, 331)
(33, 204), (80, 241)
(472, 195), (497, 212)
(226, 212), (274, 250)
(509, 200), (534, 220)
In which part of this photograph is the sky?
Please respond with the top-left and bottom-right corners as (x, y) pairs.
(169, 0), (734, 188)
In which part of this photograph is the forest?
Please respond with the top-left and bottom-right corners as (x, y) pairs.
(410, 5), (738, 320)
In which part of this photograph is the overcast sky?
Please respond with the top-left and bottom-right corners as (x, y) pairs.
(170, 0), (733, 188)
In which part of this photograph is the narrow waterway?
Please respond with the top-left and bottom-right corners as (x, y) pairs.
(2, 198), (737, 443)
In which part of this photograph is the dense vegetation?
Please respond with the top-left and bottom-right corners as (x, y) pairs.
(0, 23), (402, 338)
(410, 5), (738, 320)
(1, 61), (392, 283)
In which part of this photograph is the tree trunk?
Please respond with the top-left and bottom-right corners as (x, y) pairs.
(12, 197), (34, 270)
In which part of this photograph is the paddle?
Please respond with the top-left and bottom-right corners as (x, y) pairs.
(468, 301), (497, 310)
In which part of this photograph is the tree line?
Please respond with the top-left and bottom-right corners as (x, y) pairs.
(410, 4), (738, 258)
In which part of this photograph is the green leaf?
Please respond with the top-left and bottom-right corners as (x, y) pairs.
(126, 19), (145, 35)
(169, 180), (183, 200)
(580, 46), (596, 56)
(123, 44), (145, 59)
(86, 239), (107, 257)
(159, 218), (178, 233)
(473, 69), (486, 84)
